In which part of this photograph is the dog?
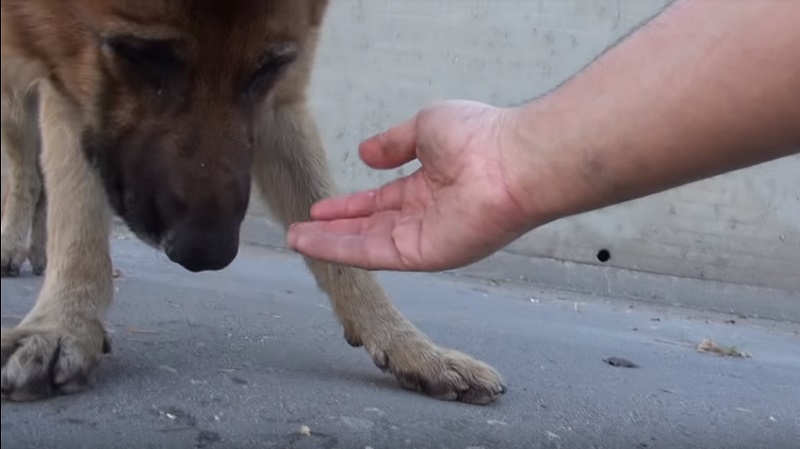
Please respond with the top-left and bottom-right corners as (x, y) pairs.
(0, 0), (506, 405)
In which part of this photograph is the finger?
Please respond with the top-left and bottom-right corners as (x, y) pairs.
(309, 175), (411, 220)
(288, 215), (384, 237)
(359, 115), (419, 169)
(286, 228), (405, 271)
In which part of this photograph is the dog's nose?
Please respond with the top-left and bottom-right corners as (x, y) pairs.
(164, 224), (239, 272)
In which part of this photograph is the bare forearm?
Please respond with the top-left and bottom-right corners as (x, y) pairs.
(510, 0), (800, 226)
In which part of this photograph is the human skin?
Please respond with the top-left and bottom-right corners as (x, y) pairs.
(286, 0), (800, 272)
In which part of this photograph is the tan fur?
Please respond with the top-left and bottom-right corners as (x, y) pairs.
(1, 76), (46, 277)
(0, 0), (506, 405)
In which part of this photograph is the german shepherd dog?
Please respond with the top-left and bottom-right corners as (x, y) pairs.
(0, 0), (506, 404)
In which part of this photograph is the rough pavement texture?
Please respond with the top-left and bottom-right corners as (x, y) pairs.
(2, 235), (799, 449)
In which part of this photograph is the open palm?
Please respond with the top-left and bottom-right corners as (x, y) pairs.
(287, 100), (531, 271)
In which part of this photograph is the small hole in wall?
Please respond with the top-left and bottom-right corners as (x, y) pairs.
(596, 249), (611, 263)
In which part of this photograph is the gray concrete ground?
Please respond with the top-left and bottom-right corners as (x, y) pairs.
(1, 233), (799, 449)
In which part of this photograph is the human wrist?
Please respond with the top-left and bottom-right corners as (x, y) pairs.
(497, 98), (596, 231)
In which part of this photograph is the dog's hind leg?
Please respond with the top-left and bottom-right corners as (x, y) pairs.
(26, 179), (47, 275)
(1, 85), (43, 277)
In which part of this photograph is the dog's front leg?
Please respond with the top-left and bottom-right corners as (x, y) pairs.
(251, 99), (506, 405)
(1, 81), (112, 402)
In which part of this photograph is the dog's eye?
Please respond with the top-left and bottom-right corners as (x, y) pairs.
(245, 43), (299, 97)
(104, 36), (183, 84)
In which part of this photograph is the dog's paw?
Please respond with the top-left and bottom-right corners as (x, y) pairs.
(0, 239), (28, 277)
(1, 323), (111, 402)
(366, 335), (506, 405)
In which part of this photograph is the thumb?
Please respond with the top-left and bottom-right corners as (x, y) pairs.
(358, 114), (419, 169)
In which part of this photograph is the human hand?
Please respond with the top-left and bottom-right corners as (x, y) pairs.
(286, 100), (538, 271)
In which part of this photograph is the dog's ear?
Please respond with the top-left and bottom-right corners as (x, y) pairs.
(1, 0), (51, 86)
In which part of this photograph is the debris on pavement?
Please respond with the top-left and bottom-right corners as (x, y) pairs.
(603, 357), (640, 368)
(486, 419), (509, 426)
(299, 425), (311, 436)
(696, 338), (750, 358)
(545, 430), (561, 441)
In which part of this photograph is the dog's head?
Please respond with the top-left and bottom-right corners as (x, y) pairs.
(1, 0), (328, 272)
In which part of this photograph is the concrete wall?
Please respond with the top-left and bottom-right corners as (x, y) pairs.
(291, 0), (798, 292)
